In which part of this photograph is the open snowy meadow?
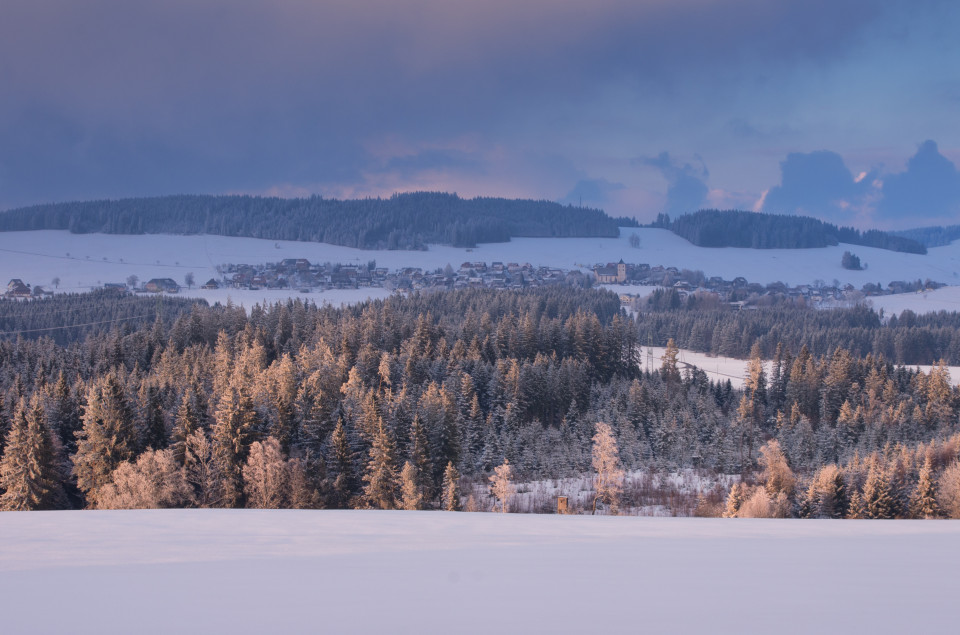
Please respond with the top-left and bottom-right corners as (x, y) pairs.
(1, 510), (957, 634)
(641, 346), (960, 389)
(3, 228), (960, 307)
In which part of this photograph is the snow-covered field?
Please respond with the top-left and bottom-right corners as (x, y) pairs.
(4, 228), (960, 304)
(1, 510), (957, 634)
(641, 345), (762, 389)
(641, 346), (960, 388)
(870, 285), (960, 316)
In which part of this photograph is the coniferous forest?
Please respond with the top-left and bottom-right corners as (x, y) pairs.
(0, 192), (637, 249)
(2, 286), (960, 518)
(653, 209), (927, 254)
(893, 224), (960, 248)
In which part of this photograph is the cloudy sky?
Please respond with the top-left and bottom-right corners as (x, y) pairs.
(2, 0), (959, 228)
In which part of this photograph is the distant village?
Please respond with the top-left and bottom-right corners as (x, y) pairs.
(3, 256), (946, 306)
(217, 258), (578, 292)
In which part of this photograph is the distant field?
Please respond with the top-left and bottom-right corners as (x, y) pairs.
(2, 229), (960, 308)
(1, 510), (957, 634)
(641, 346), (960, 388)
(869, 285), (960, 316)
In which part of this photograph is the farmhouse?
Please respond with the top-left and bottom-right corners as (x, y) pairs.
(144, 278), (180, 293)
(6, 279), (31, 298)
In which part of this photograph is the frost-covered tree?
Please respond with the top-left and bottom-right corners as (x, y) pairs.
(758, 439), (795, 499)
(862, 462), (897, 519)
(94, 448), (192, 509)
(592, 421), (624, 514)
(45, 371), (80, 454)
(73, 373), (137, 500)
(212, 385), (259, 507)
(363, 420), (399, 510)
(399, 461), (423, 511)
(171, 390), (201, 467)
(183, 429), (221, 507)
(0, 400), (66, 511)
(937, 461), (960, 519)
(847, 489), (867, 519)
(661, 339), (681, 384)
(243, 437), (289, 509)
(328, 418), (356, 508)
(736, 485), (790, 518)
(801, 464), (847, 519)
(489, 459), (514, 513)
(440, 461), (462, 511)
(136, 383), (167, 451)
(723, 482), (745, 518)
(909, 456), (939, 519)
(408, 415), (433, 501)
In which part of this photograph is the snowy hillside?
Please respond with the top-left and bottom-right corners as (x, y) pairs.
(1, 510), (957, 635)
(869, 285), (960, 316)
(3, 229), (960, 308)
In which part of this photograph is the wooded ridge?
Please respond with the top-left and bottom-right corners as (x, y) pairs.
(0, 192), (638, 250)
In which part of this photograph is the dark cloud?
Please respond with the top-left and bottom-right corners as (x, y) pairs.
(635, 153), (709, 216)
(878, 140), (960, 220)
(560, 178), (625, 208)
(762, 151), (873, 222)
(0, 0), (918, 208)
(762, 142), (960, 227)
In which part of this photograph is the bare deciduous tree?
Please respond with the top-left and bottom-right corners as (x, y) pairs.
(937, 461), (960, 519)
(592, 421), (624, 514)
(758, 439), (795, 499)
(399, 460), (423, 510)
(489, 459), (514, 513)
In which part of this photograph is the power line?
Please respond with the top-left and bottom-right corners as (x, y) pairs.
(0, 245), (206, 269)
(641, 349), (747, 382)
(0, 313), (156, 336)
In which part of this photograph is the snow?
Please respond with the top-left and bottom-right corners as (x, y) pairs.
(869, 285), (960, 316)
(471, 469), (736, 516)
(4, 229), (960, 305)
(641, 346), (960, 389)
(599, 283), (660, 295)
(0, 509), (957, 634)
(641, 345), (762, 389)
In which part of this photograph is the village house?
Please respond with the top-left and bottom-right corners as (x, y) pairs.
(144, 278), (180, 293)
(6, 279), (31, 298)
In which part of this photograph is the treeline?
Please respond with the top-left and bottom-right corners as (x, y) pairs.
(640, 293), (960, 365)
(0, 291), (204, 346)
(893, 225), (960, 248)
(2, 286), (960, 515)
(715, 341), (960, 519)
(723, 436), (960, 520)
(0, 192), (637, 249)
(652, 210), (926, 254)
